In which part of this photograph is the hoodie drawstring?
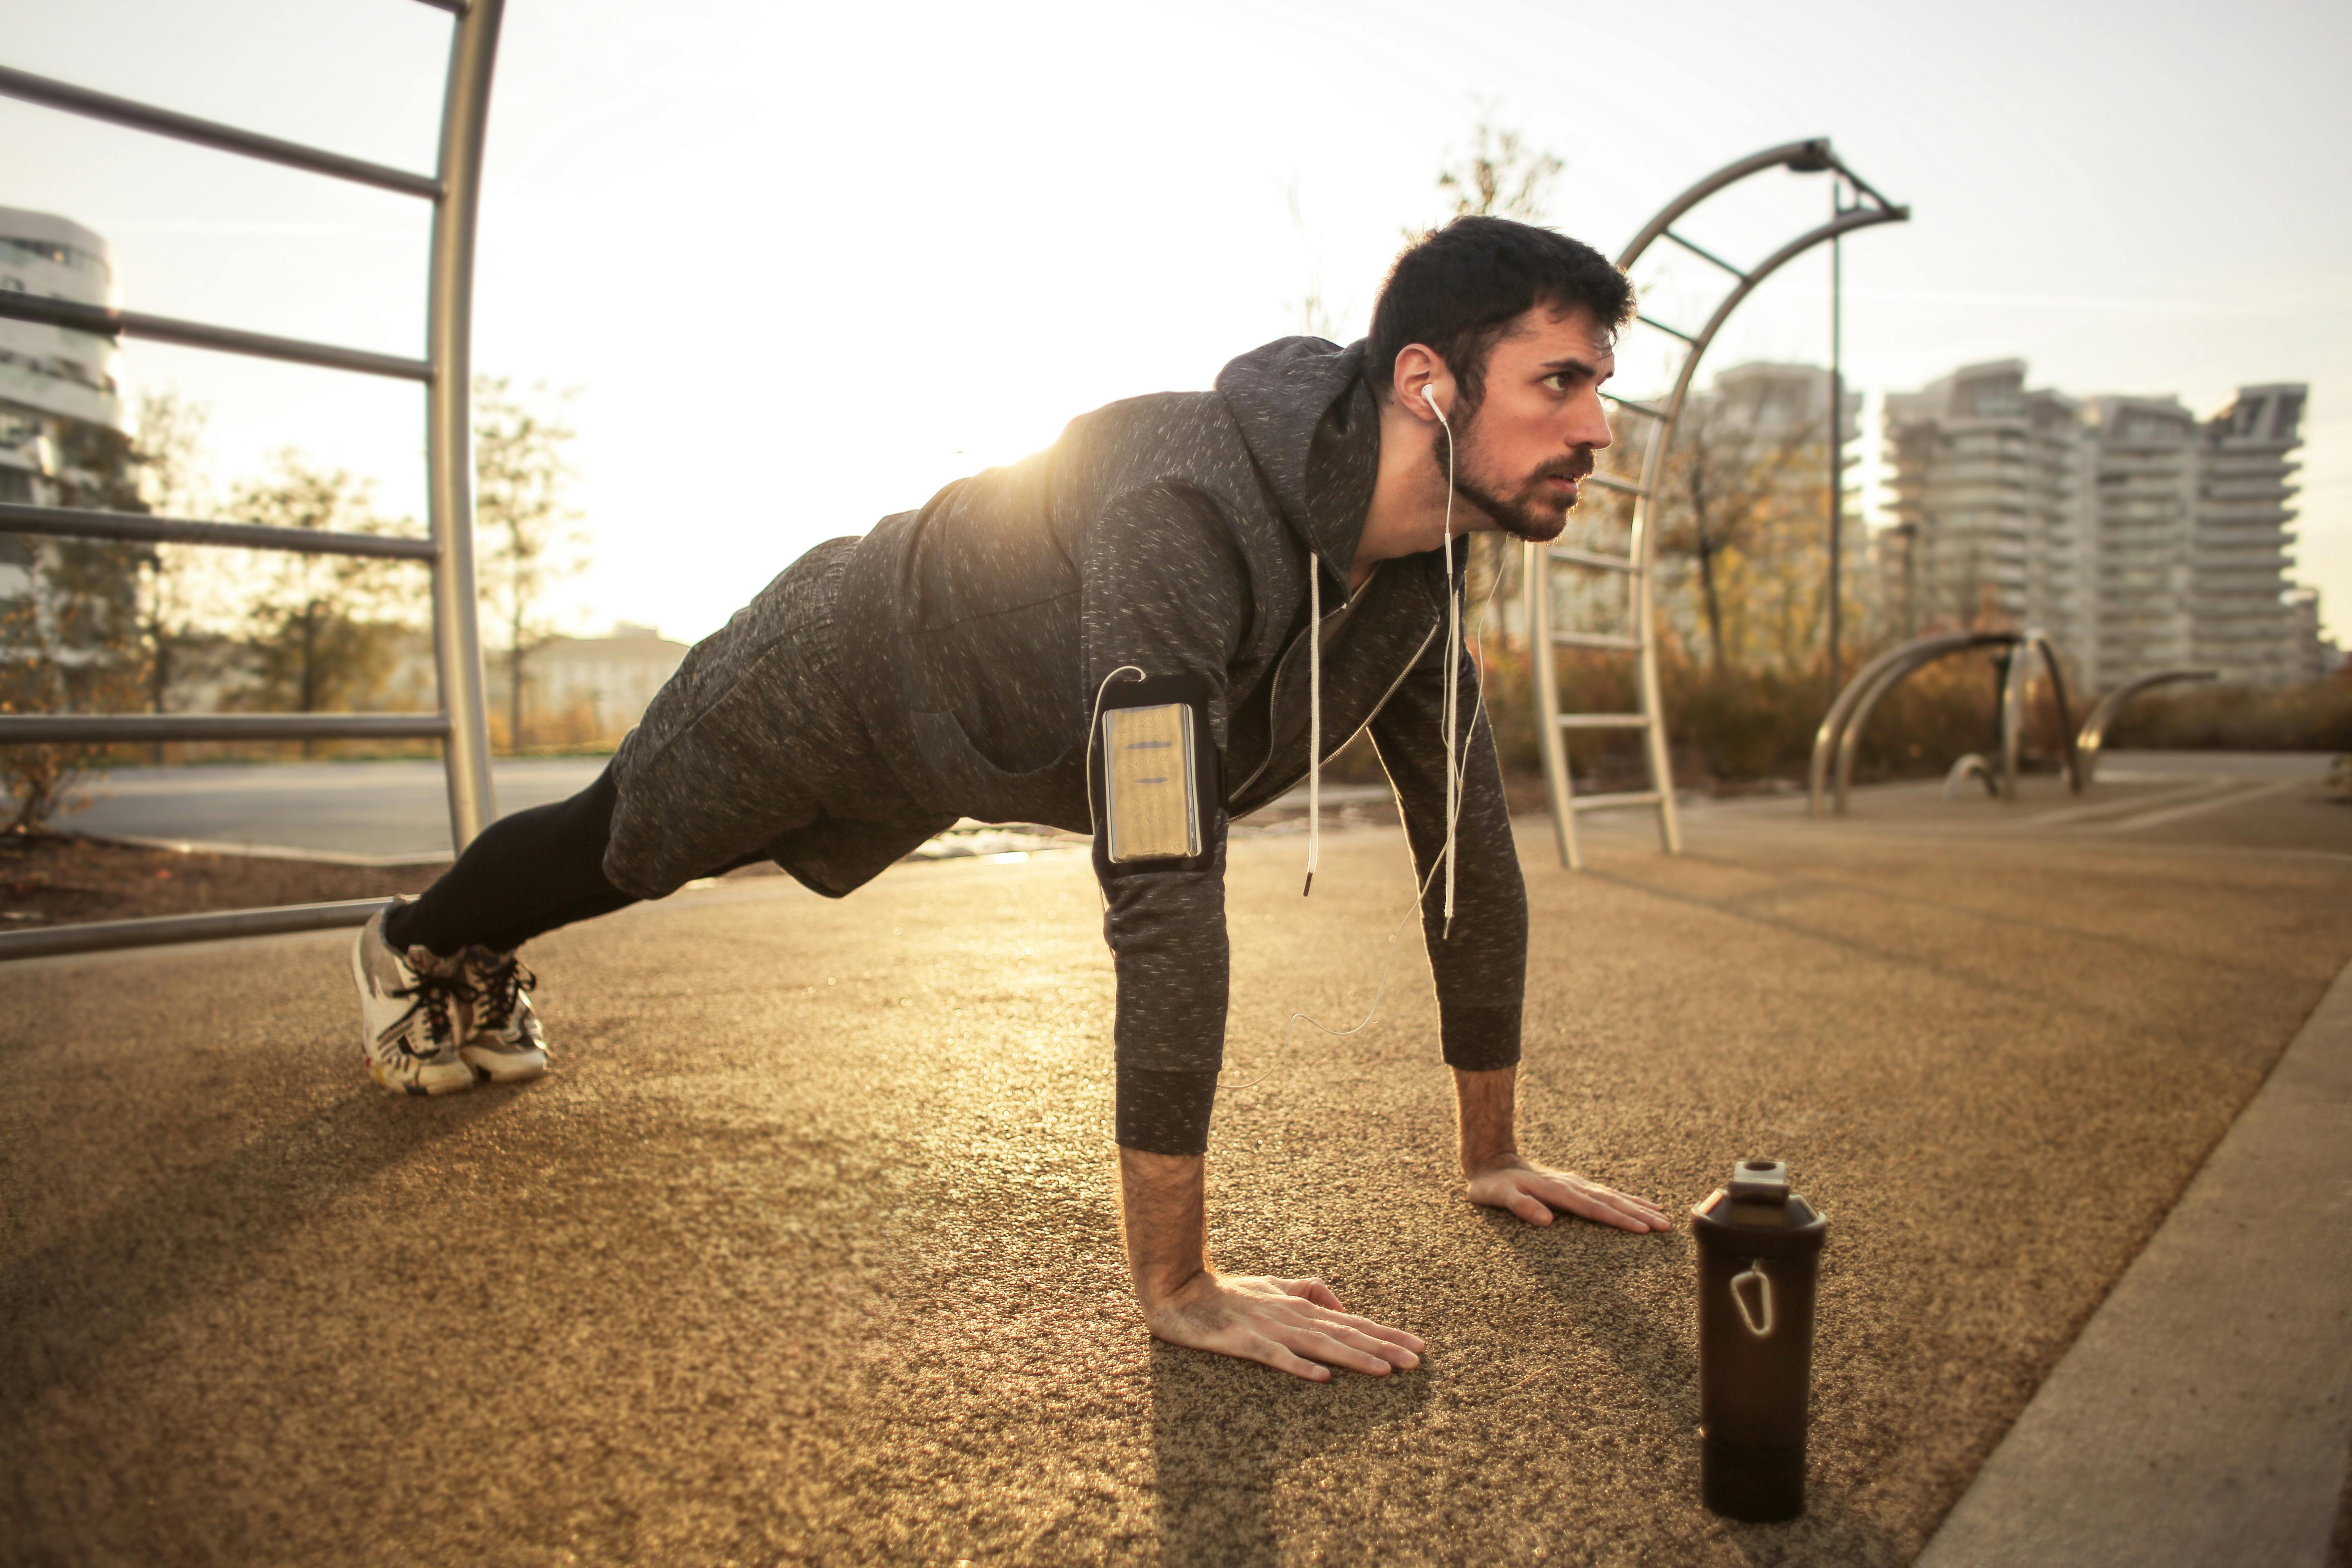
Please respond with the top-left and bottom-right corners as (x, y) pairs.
(1304, 555), (1321, 897)
(1303, 425), (1464, 941)
(1437, 415), (1461, 939)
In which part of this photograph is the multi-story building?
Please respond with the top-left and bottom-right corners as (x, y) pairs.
(0, 206), (125, 508)
(2191, 384), (2307, 684)
(1882, 359), (2315, 689)
(1, 206), (139, 686)
(2284, 588), (2343, 684)
(1881, 360), (2094, 657)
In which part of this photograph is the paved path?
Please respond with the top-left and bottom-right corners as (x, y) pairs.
(61, 750), (2342, 864)
(61, 757), (615, 860)
(5, 788), (2351, 1564)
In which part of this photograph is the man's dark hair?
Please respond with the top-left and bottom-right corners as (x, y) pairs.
(1365, 216), (1634, 411)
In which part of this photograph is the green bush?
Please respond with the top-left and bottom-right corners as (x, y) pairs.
(1467, 641), (2016, 790)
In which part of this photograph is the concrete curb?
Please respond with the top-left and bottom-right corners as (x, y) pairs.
(72, 832), (452, 867)
(1915, 955), (2352, 1567)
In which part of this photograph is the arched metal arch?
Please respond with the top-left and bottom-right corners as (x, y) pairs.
(2076, 669), (2217, 787)
(1809, 628), (2088, 814)
(1526, 139), (1908, 869)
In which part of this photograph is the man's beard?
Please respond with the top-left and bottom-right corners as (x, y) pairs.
(1435, 414), (1595, 544)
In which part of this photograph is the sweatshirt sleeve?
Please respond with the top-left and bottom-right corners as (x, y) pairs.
(1367, 606), (1528, 1072)
(1079, 484), (1253, 1156)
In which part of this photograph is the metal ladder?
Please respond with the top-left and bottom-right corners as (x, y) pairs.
(0, 0), (505, 960)
(1524, 138), (1908, 869)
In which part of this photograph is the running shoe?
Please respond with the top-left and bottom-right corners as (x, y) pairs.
(351, 905), (477, 1096)
(461, 945), (550, 1083)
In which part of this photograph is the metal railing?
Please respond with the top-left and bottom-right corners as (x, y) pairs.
(1525, 138), (1909, 869)
(0, 0), (504, 960)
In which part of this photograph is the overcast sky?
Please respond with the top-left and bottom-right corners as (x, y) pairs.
(7, 0), (2347, 643)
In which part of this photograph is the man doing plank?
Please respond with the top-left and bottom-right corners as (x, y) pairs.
(353, 215), (1672, 1381)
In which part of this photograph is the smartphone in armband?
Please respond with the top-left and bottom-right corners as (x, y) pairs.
(1101, 703), (1201, 863)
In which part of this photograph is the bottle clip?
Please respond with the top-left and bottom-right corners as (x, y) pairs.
(1731, 1263), (1775, 1339)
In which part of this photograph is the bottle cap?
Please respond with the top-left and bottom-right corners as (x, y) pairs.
(1727, 1158), (1790, 1204)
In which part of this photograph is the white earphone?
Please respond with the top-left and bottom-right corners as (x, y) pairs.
(1421, 384), (1448, 426)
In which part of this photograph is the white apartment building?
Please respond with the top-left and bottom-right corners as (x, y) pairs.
(1882, 360), (2314, 689)
(2188, 383), (2307, 683)
(1, 206), (127, 602)
(2284, 588), (2343, 683)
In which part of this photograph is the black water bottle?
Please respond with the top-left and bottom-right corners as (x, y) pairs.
(1693, 1158), (1829, 1522)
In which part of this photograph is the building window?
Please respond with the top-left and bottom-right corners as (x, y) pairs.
(2272, 393), (2305, 441)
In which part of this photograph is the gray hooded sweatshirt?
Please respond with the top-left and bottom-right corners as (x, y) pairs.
(619, 336), (1528, 1154)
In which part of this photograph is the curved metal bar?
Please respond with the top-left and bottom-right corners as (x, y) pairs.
(1944, 754), (1998, 800)
(0, 898), (394, 964)
(0, 64), (443, 200)
(1834, 633), (2016, 813)
(1809, 634), (2005, 814)
(0, 713), (449, 744)
(2030, 632), (2081, 793)
(1617, 140), (1836, 269)
(0, 500), (438, 561)
(2076, 669), (2220, 787)
(1998, 630), (2083, 799)
(424, 0), (504, 849)
(1662, 208), (1913, 396)
(0, 292), (431, 382)
(1998, 638), (2030, 801)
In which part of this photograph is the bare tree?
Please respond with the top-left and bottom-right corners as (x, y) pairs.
(128, 388), (223, 727)
(473, 376), (585, 752)
(1, 422), (149, 832)
(228, 454), (417, 753)
(1438, 116), (1564, 225)
(1653, 392), (1829, 675)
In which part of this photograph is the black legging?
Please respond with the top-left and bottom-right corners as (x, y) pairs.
(383, 766), (759, 956)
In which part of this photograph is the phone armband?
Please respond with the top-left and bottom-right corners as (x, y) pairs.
(1101, 703), (1201, 863)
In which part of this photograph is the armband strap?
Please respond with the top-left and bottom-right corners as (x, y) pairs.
(1091, 672), (1221, 881)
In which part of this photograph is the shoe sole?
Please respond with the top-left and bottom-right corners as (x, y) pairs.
(368, 1056), (478, 1096)
(463, 1045), (549, 1084)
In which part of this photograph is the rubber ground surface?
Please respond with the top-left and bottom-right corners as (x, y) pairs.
(4, 794), (2350, 1565)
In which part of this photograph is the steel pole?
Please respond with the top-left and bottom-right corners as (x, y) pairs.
(1525, 540), (1580, 868)
(425, 0), (503, 849)
(1826, 192), (1844, 704)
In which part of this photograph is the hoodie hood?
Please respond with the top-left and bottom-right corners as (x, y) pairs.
(1214, 336), (1383, 577)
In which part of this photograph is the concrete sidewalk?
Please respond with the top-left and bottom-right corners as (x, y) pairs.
(4, 807), (2351, 1564)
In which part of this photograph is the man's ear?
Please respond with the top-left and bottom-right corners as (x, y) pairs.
(1391, 343), (1454, 425)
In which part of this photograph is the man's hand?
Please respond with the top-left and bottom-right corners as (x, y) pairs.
(1120, 1146), (1424, 1382)
(1452, 1064), (1671, 1234)
(1144, 1270), (1426, 1383)
(1465, 1154), (1671, 1233)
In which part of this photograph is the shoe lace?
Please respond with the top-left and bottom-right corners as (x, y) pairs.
(379, 964), (473, 1056)
(470, 949), (536, 1032)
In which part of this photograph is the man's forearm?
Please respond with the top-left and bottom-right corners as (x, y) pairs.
(1453, 1065), (1519, 1174)
(1119, 1147), (1209, 1305)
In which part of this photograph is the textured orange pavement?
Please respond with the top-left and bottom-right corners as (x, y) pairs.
(5, 793), (2350, 1565)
